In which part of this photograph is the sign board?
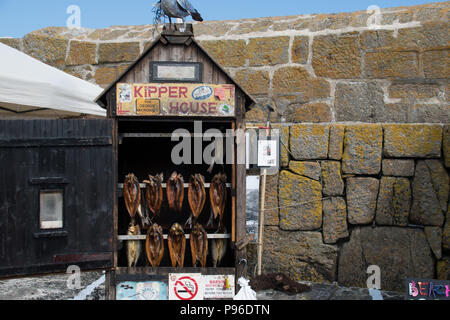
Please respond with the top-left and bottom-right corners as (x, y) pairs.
(116, 83), (235, 117)
(257, 140), (278, 167)
(203, 274), (235, 300)
(169, 273), (204, 301)
(116, 281), (168, 300)
(405, 278), (450, 300)
(246, 128), (280, 174)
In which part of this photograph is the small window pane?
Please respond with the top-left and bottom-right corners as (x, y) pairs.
(157, 65), (196, 80)
(246, 176), (260, 241)
(40, 191), (63, 229)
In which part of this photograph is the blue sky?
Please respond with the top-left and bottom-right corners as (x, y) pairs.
(0, 0), (444, 38)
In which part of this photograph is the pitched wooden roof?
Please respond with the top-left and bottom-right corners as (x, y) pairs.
(95, 24), (256, 110)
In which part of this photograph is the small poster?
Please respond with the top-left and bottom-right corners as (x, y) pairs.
(118, 83), (132, 103)
(116, 281), (168, 300)
(203, 275), (235, 300)
(257, 140), (278, 167)
(169, 273), (204, 301)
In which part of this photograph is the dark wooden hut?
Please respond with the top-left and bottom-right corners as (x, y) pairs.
(0, 24), (255, 300)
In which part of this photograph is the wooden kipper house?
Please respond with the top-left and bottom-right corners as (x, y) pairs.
(0, 24), (255, 300)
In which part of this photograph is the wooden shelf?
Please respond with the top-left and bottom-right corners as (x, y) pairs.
(118, 234), (231, 241)
(114, 267), (236, 279)
(118, 183), (232, 189)
(121, 133), (174, 138)
(120, 133), (234, 138)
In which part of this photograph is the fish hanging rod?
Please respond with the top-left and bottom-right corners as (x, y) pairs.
(118, 183), (232, 189)
(118, 234), (231, 241)
(119, 133), (236, 138)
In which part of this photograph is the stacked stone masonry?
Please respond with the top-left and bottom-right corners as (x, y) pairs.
(253, 123), (450, 292)
(1, 2), (448, 123)
(0, 2), (449, 291)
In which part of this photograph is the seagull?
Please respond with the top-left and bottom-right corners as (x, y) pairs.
(154, 0), (203, 29)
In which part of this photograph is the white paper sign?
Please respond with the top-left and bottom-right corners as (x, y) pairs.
(118, 83), (132, 103)
(203, 275), (235, 300)
(169, 273), (204, 301)
(257, 140), (278, 167)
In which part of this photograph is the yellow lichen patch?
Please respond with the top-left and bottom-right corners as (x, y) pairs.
(198, 39), (247, 68)
(289, 161), (321, 180)
(234, 69), (270, 96)
(285, 103), (332, 123)
(279, 170), (322, 231)
(328, 124), (345, 160)
(290, 124), (330, 160)
(383, 124), (442, 158)
(245, 107), (266, 122)
(321, 161), (345, 196)
(23, 34), (69, 68)
(273, 66), (330, 102)
(312, 33), (361, 79)
(66, 41), (97, 66)
(342, 124), (382, 175)
(245, 37), (290, 66)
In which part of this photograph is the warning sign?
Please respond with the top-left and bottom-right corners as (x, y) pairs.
(204, 275), (235, 300)
(169, 273), (204, 301)
(136, 98), (160, 115)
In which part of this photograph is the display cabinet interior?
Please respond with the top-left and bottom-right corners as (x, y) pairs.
(115, 119), (236, 269)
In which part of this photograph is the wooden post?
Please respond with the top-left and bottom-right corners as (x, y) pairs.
(257, 168), (267, 276)
(257, 120), (271, 276)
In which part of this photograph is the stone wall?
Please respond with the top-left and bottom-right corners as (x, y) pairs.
(248, 123), (450, 292)
(1, 2), (449, 291)
(0, 2), (448, 123)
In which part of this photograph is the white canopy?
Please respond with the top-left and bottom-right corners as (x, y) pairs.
(0, 42), (106, 118)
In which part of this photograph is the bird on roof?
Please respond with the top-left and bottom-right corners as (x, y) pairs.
(153, 0), (203, 29)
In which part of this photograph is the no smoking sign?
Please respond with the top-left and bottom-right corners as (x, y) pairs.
(169, 273), (204, 300)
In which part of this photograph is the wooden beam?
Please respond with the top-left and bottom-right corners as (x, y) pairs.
(117, 183), (232, 189)
(117, 233), (231, 241)
(0, 137), (112, 148)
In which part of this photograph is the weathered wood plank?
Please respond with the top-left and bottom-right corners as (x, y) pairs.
(0, 137), (112, 148)
(0, 119), (115, 278)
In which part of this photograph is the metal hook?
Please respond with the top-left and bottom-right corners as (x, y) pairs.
(238, 259), (248, 278)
